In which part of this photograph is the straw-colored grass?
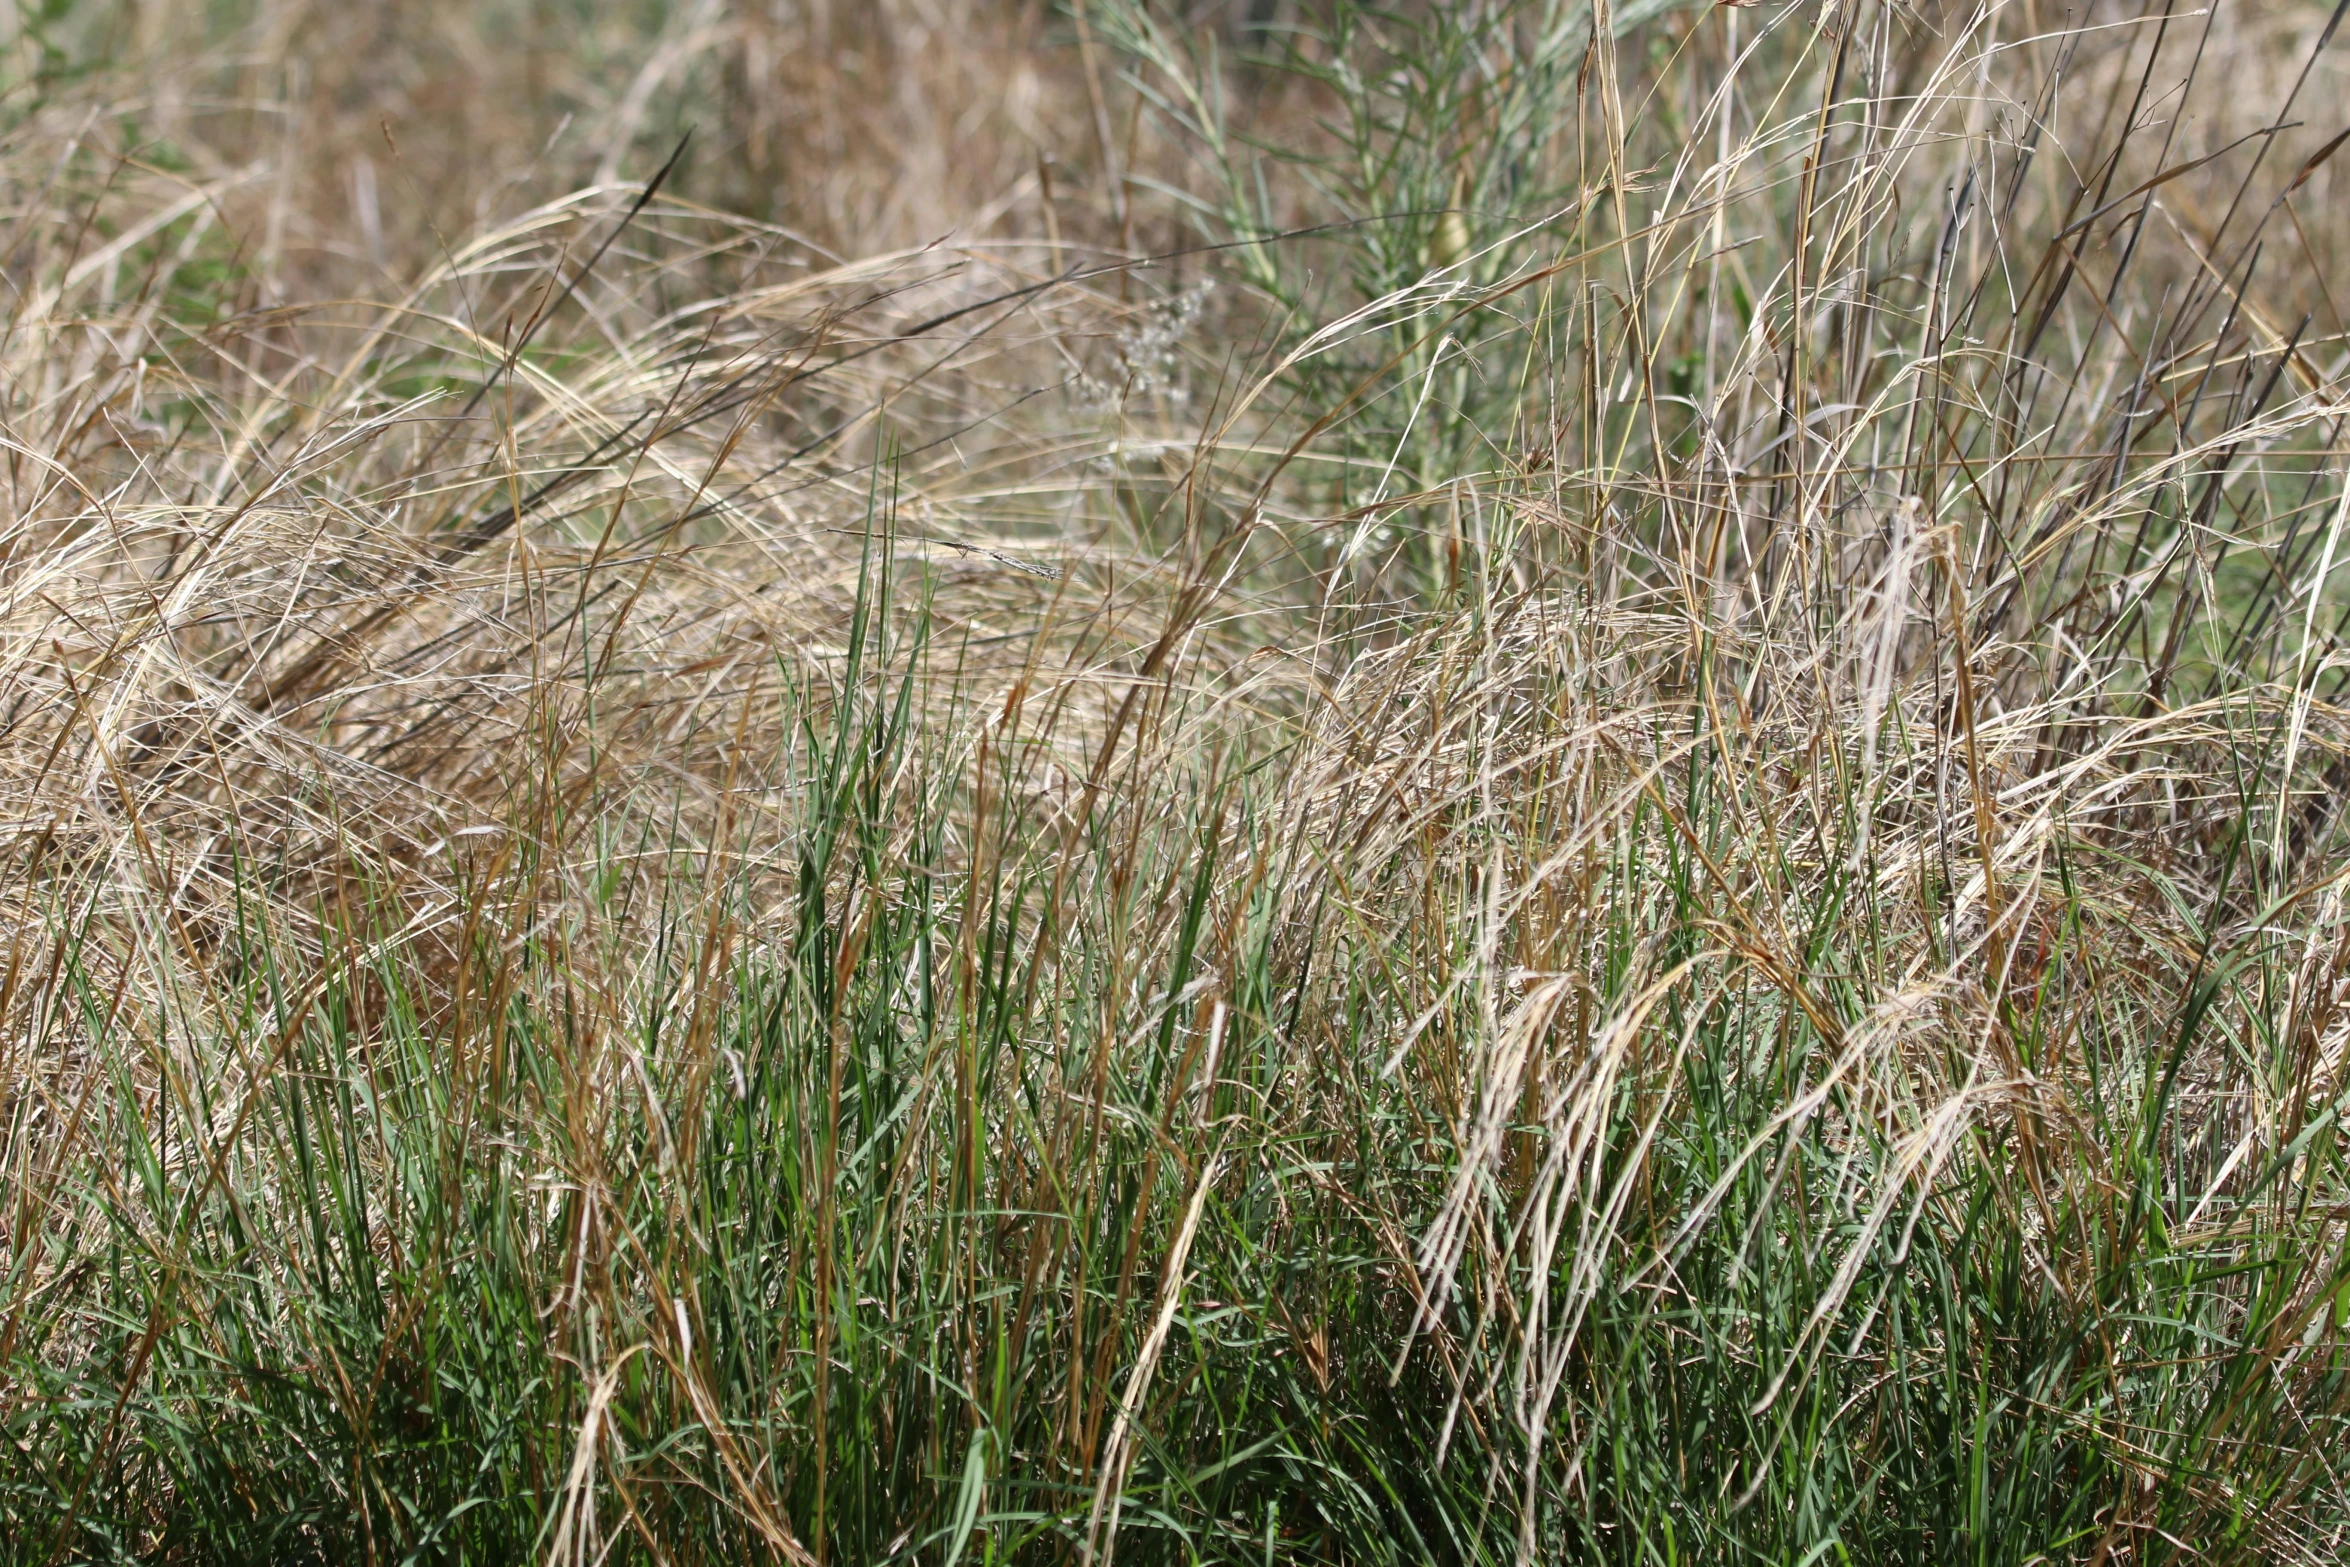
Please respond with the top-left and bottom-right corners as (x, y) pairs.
(3, 0), (2350, 1561)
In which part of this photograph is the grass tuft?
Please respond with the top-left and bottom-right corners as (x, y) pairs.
(2, 0), (2350, 1561)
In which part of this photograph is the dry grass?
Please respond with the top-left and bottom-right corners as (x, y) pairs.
(3, 0), (2350, 1561)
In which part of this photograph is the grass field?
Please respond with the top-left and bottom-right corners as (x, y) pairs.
(3, 0), (2350, 1560)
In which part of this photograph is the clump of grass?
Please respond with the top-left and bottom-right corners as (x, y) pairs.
(3, 0), (2350, 1562)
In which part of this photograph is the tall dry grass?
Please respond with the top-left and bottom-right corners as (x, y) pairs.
(2, 0), (2350, 1561)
